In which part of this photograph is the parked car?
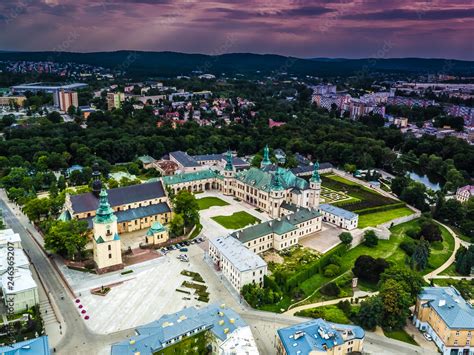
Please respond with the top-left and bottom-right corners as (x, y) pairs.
(180, 248), (188, 252)
(183, 241), (190, 246)
(424, 333), (432, 341)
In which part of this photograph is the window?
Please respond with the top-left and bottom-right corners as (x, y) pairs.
(108, 245), (111, 251)
(108, 254), (112, 259)
(456, 331), (460, 336)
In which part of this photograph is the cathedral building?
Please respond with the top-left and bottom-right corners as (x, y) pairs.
(62, 166), (173, 233)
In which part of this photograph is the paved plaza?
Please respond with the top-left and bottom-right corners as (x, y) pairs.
(298, 222), (342, 253)
(197, 191), (270, 240)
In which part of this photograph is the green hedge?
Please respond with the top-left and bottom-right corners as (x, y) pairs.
(354, 202), (406, 215)
(285, 244), (348, 292)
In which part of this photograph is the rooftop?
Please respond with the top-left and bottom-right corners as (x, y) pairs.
(0, 248), (30, 273)
(169, 151), (200, 168)
(0, 229), (22, 246)
(111, 304), (248, 355)
(162, 169), (222, 185)
(277, 318), (364, 355)
(1, 267), (37, 294)
(319, 204), (358, 220)
(291, 162), (333, 175)
(419, 286), (474, 329)
(231, 207), (320, 244)
(235, 167), (308, 192)
(210, 236), (267, 272)
(0, 335), (50, 355)
(69, 181), (166, 213)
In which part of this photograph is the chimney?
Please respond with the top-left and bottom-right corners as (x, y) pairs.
(439, 299), (446, 307)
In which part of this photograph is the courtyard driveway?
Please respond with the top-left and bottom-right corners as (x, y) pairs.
(197, 191), (270, 240)
(299, 222), (342, 253)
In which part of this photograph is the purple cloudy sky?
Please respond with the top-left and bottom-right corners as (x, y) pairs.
(1, 0), (473, 59)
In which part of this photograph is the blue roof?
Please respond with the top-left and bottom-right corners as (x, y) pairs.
(111, 304), (247, 355)
(82, 202), (171, 228)
(0, 336), (50, 355)
(319, 204), (358, 220)
(419, 287), (474, 329)
(277, 319), (364, 355)
(169, 151), (200, 168)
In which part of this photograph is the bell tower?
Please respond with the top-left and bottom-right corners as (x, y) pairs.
(261, 145), (271, 168)
(223, 150), (235, 196)
(269, 168), (285, 218)
(92, 189), (123, 273)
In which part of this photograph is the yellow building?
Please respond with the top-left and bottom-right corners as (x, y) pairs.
(413, 287), (474, 355)
(145, 221), (169, 245)
(63, 172), (172, 234)
(92, 189), (123, 273)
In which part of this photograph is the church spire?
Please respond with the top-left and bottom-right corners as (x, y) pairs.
(261, 145), (271, 167)
(224, 150), (234, 171)
(94, 189), (116, 224)
(310, 161), (321, 183)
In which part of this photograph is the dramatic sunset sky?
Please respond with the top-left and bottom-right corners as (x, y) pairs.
(1, 0), (473, 59)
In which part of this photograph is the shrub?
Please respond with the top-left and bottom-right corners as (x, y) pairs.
(400, 239), (416, 256)
(363, 230), (378, 247)
(323, 264), (341, 277)
(353, 255), (389, 283)
(320, 282), (340, 297)
(339, 232), (353, 245)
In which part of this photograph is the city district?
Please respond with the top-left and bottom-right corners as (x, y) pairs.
(1, 143), (473, 355)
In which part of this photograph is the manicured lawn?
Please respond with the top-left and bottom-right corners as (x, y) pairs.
(383, 329), (419, 346)
(212, 211), (260, 229)
(325, 174), (360, 186)
(196, 196), (229, 210)
(295, 305), (351, 324)
(358, 207), (414, 228)
(425, 223), (455, 273)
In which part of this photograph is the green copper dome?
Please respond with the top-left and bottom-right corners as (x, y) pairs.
(146, 221), (166, 236)
(271, 168), (285, 191)
(93, 189), (117, 224)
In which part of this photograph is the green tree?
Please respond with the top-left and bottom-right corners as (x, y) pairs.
(357, 296), (383, 330)
(338, 232), (353, 245)
(44, 220), (88, 260)
(379, 279), (411, 330)
(173, 190), (199, 228)
(363, 230), (378, 247)
(455, 245), (474, 276)
(411, 240), (430, 271)
(380, 266), (424, 300)
(169, 214), (185, 237)
(23, 198), (51, 223)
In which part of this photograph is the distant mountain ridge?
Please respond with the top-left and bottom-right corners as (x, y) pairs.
(0, 50), (473, 77)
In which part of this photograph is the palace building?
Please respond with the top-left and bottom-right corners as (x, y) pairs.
(163, 147), (322, 219)
(62, 167), (173, 233)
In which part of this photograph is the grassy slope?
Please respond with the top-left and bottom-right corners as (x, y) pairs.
(383, 329), (419, 346)
(358, 207), (414, 228)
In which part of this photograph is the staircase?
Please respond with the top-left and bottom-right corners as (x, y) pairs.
(39, 299), (57, 326)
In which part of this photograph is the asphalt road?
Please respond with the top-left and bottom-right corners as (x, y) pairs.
(0, 192), (436, 355)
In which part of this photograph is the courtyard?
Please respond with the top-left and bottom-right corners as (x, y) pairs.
(298, 222), (343, 253)
(196, 191), (270, 240)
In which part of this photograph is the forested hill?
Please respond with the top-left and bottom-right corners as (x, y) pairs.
(1, 51), (473, 77)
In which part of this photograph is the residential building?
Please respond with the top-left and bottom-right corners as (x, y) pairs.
(311, 84), (337, 95)
(0, 247), (29, 274)
(62, 168), (172, 233)
(318, 204), (358, 230)
(276, 318), (365, 355)
(169, 151), (206, 173)
(1, 267), (39, 313)
(0, 336), (50, 355)
(58, 89), (78, 112)
(231, 206), (322, 254)
(107, 92), (125, 110)
(209, 235), (267, 292)
(413, 287), (474, 355)
(0, 96), (26, 107)
(11, 82), (87, 108)
(456, 185), (474, 203)
(92, 189), (123, 273)
(111, 304), (258, 355)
